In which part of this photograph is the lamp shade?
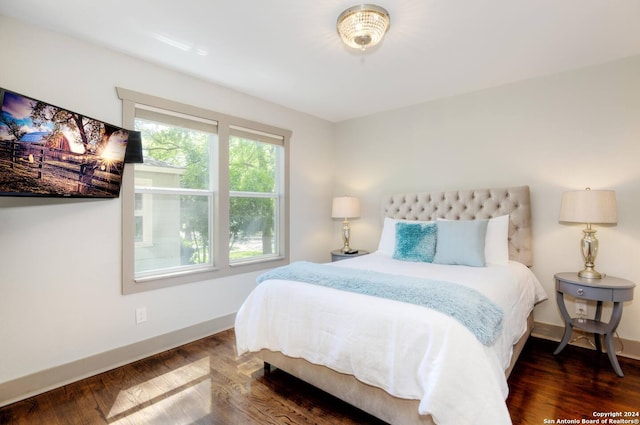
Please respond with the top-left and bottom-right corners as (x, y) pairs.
(332, 196), (361, 218)
(559, 188), (617, 224)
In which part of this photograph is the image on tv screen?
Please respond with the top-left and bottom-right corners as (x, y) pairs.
(0, 88), (128, 198)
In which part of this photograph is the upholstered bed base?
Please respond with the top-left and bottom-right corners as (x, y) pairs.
(260, 186), (534, 424)
(260, 313), (532, 425)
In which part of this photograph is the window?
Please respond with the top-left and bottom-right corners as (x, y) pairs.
(118, 88), (290, 294)
(229, 127), (284, 263)
(133, 116), (216, 278)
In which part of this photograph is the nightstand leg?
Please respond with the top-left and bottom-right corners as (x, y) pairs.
(604, 333), (623, 377)
(554, 290), (573, 355)
(594, 301), (603, 353)
(604, 302), (625, 377)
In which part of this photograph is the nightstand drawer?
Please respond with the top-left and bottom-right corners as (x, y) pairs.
(557, 281), (613, 300)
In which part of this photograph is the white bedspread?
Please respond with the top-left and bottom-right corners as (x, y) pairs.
(235, 253), (547, 425)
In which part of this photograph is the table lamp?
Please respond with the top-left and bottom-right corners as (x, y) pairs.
(559, 188), (617, 279)
(332, 196), (361, 253)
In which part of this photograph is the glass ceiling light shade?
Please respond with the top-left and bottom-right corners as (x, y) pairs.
(337, 4), (390, 51)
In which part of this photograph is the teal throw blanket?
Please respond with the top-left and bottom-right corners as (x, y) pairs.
(257, 261), (504, 346)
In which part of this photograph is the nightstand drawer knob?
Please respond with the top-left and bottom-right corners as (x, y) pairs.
(577, 288), (584, 296)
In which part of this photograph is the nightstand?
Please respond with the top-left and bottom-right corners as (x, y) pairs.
(553, 272), (635, 377)
(331, 249), (369, 262)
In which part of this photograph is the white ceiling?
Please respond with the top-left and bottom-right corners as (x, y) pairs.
(1, 0), (639, 122)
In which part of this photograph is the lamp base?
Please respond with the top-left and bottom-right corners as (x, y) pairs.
(340, 219), (352, 254)
(578, 226), (603, 279)
(578, 268), (603, 279)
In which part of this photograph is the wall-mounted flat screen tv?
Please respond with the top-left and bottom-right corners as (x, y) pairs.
(0, 88), (129, 198)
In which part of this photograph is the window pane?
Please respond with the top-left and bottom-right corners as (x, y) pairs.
(229, 196), (276, 261)
(135, 119), (213, 190)
(134, 193), (143, 211)
(134, 193), (212, 275)
(134, 216), (143, 243)
(229, 136), (276, 193)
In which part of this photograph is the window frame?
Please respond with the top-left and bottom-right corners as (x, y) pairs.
(117, 88), (290, 294)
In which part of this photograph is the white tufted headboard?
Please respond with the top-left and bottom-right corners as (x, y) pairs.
(381, 186), (533, 266)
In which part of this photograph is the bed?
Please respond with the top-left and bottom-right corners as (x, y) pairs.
(235, 185), (547, 425)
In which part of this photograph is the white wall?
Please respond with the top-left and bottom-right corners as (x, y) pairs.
(0, 15), (335, 384)
(335, 55), (640, 342)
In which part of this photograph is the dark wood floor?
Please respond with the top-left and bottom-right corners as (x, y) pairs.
(1, 329), (638, 425)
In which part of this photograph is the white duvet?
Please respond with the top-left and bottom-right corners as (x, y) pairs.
(235, 252), (547, 425)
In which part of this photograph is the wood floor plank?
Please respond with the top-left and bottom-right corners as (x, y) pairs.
(1, 329), (638, 424)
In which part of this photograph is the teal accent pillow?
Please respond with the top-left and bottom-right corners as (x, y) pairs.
(392, 221), (437, 263)
(433, 219), (489, 267)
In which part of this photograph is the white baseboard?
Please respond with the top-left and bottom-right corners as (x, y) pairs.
(532, 321), (640, 361)
(0, 314), (235, 408)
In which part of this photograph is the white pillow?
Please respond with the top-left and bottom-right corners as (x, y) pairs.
(377, 217), (400, 256)
(377, 217), (434, 256)
(484, 214), (510, 265)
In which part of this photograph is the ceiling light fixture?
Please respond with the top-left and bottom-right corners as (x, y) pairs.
(337, 4), (390, 51)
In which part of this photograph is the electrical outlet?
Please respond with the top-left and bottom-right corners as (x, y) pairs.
(575, 300), (587, 316)
(135, 307), (147, 324)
